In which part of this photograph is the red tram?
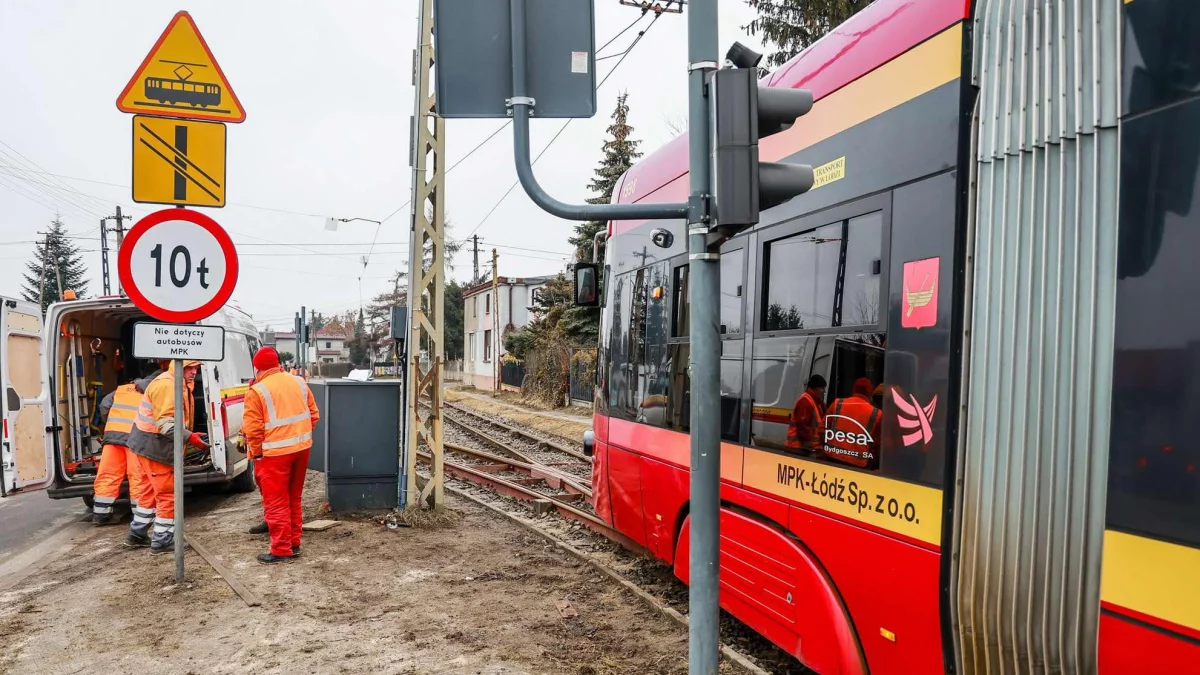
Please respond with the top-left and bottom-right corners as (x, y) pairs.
(584, 0), (1200, 672)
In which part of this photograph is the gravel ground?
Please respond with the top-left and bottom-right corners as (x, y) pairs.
(0, 472), (704, 675)
(436, 397), (811, 675)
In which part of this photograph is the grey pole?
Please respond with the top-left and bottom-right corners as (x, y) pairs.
(173, 359), (185, 582)
(685, 0), (720, 671)
(507, 0), (688, 223)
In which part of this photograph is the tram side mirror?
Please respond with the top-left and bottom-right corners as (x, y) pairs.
(574, 263), (600, 307)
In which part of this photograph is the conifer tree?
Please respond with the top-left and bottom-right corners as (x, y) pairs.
(744, 0), (872, 71)
(21, 217), (89, 314)
(569, 92), (642, 263)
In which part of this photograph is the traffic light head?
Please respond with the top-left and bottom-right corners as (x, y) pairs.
(710, 63), (815, 236)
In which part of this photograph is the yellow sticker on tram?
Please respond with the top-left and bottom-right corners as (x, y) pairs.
(812, 156), (846, 190)
(742, 448), (944, 546)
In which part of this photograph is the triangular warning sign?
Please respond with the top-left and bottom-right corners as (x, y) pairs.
(116, 11), (246, 123)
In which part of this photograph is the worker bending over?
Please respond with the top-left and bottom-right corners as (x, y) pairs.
(243, 347), (319, 564)
(125, 360), (208, 553)
(91, 360), (166, 526)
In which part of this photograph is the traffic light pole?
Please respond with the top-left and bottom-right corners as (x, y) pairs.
(507, 0), (720, 670)
(684, 0), (721, 672)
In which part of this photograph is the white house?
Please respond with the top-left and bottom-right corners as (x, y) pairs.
(314, 328), (350, 363)
(463, 275), (553, 391)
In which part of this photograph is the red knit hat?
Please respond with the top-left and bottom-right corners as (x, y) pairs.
(253, 346), (281, 371)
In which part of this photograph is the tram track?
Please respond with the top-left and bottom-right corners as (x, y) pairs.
(416, 393), (810, 673)
(418, 399), (592, 484)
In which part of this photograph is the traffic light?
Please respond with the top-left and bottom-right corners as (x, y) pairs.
(709, 43), (815, 235)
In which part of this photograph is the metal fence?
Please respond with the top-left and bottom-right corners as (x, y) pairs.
(500, 360), (525, 389)
(568, 348), (595, 404)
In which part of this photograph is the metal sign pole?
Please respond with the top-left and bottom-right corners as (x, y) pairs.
(685, 0), (720, 668)
(173, 358), (185, 582)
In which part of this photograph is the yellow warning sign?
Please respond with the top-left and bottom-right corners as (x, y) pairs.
(132, 115), (226, 207)
(116, 11), (245, 123)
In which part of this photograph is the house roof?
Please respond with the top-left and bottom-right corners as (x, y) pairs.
(462, 275), (556, 298)
(315, 328), (349, 339)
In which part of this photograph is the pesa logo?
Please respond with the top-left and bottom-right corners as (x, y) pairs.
(825, 416), (874, 448)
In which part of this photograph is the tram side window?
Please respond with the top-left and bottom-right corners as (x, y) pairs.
(842, 212), (884, 327)
(762, 223), (841, 331)
(761, 213), (885, 332)
(672, 251), (744, 337)
(673, 265), (690, 337)
(606, 273), (629, 413)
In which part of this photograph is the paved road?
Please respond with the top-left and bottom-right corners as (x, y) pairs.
(0, 491), (87, 566)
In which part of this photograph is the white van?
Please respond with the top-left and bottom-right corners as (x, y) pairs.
(0, 295), (260, 503)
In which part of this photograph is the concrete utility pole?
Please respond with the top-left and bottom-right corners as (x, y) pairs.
(403, 0), (446, 509)
(37, 238), (48, 312)
(491, 248), (499, 392)
(99, 219), (111, 296)
(104, 206), (132, 296)
(472, 234), (480, 283)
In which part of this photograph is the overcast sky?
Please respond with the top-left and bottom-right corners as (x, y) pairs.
(0, 0), (764, 330)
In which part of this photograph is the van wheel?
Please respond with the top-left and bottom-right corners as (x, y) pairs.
(81, 494), (94, 509)
(231, 467), (256, 493)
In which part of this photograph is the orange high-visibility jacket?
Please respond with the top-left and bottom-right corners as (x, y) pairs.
(127, 361), (198, 465)
(99, 383), (143, 447)
(243, 367), (320, 459)
(823, 394), (882, 468)
(786, 390), (826, 453)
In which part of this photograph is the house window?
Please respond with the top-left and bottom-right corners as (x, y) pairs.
(473, 298), (477, 317)
(325, 341), (332, 349)
(484, 329), (492, 361)
(469, 333), (476, 361)
(486, 295), (491, 314)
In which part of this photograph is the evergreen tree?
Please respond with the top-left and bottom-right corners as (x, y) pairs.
(444, 279), (465, 361)
(569, 92), (642, 263)
(21, 217), (89, 314)
(744, 0), (872, 71)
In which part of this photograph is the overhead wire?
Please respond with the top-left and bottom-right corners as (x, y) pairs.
(360, 11), (655, 270)
(462, 10), (664, 241)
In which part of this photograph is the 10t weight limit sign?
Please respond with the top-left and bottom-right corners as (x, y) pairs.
(118, 209), (239, 323)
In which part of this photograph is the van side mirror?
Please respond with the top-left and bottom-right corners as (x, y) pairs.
(574, 263), (600, 307)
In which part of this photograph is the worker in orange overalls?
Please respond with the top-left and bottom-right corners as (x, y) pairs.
(90, 360), (167, 526)
(824, 377), (882, 469)
(243, 347), (319, 564)
(125, 360), (208, 553)
(786, 374), (827, 456)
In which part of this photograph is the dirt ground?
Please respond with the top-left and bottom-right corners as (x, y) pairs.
(445, 387), (591, 443)
(0, 472), (693, 675)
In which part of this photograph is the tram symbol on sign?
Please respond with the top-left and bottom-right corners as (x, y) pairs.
(116, 11), (246, 123)
(143, 61), (222, 109)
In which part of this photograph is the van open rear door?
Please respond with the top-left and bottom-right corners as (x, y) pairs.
(0, 299), (52, 495)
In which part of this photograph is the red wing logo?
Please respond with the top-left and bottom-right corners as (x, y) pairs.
(893, 389), (937, 446)
(901, 257), (940, 329)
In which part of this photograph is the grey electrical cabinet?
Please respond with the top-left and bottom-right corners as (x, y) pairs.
(307, 380), (401, 511)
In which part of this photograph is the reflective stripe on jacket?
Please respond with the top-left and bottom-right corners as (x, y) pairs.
(128, 362), (197, 465)
(244, 368), (319, 458)
(786, 390), (825, 453)
(823, 394), (881, 468)
(100, 383), (143, 447)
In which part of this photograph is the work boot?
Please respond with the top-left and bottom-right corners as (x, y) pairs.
(257, 552), (294, 565)
(292, 545), (301, 557)
(248, 521), (269, 534)
(124, 530), (151, 548)
(92, 511), (119, 526)
(149, 538), (179, 556)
